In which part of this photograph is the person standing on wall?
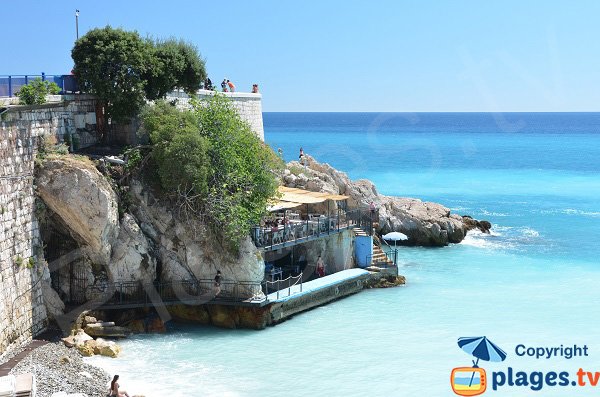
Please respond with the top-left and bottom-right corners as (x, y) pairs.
(227, 79), (236, 92)
(252, 84), (259, 93)
(221, 79), (228, 92)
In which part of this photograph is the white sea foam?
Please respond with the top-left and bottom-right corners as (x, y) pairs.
(460, 225), (540, 251)
(478, 209), (509, 217)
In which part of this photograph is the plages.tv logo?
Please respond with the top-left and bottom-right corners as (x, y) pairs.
(451, 336), (507, 396)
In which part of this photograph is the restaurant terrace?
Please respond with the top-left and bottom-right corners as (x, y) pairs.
(251, 186), (374, 252)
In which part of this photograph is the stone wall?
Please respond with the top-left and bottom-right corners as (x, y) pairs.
(167, 90), (264, 141)
(0, 110), (51, 354)
(0, 95), (99, 150)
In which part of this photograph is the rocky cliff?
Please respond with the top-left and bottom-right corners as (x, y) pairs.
(283, 155), (489, 246)
(35, 156), (265, 314)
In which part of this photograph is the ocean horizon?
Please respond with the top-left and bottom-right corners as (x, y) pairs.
(87, 111), (600, 396)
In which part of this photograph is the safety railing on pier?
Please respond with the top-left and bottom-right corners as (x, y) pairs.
(83, 278), (265, 309)
(0, 74), (79, 97)
(265, 272), (303, 300)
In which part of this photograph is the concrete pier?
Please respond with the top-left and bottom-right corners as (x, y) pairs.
(265, 267), (398, 326)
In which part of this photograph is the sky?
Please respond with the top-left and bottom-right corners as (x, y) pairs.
(2, 1), (600, 112)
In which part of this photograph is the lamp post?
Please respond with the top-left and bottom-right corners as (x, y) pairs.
(75, 9), (80, 40)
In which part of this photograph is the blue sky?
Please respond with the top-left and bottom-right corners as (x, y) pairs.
(3, 1), (599, 111)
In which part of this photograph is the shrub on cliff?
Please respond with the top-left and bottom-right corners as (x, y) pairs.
(17, 78), (61, 105)
(141, 101), (209, 195)
(72, 26), (206, 121)
(142, 96), (283, 248)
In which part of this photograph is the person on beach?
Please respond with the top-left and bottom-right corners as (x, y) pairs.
(299, 147), (304, 160)
(277, 148), (283, 159)
(221, 79), (228, 92)
(214, 270), (222, 296)
(110, 375), (130, 397)
(369, 201), (376, 217)
(316, 256), (325, 277)
(227, 79), (236, 92)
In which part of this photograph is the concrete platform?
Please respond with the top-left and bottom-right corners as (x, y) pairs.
(266, 267), (396, 325)
(268, 268), (369, 302)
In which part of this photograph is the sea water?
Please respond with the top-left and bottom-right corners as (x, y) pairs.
(87, 113), (600, 396)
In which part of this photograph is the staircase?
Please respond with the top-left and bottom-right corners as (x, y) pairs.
(352, 227), (395, 267)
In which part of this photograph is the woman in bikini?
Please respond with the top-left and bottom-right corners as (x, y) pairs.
(110, 375), (130, 397)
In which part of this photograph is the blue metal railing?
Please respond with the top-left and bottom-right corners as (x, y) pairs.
(0, 74), (79, 97)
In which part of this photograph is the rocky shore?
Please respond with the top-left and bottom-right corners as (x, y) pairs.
(284, 155), (491, 246)
(8, 343), (110, 397)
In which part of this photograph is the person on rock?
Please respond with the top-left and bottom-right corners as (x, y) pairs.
(110, 375), (130, 397)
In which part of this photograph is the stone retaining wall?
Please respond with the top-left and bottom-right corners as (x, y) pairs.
(167, 90), (264, 141)
(0, 95), (99, 150)
(0, 112), (50, 354)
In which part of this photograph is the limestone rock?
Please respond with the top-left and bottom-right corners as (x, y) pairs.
(76, 343), (94, 356)
(109, 213), (156, 283)
(36, 157), (119, 265)
(129, 179), (265, 298)
(73, 329), (93, 346)
(284, 155), (491, 246)
(42, 281), (65, 320)
(99, 342), (121, 358)
(83, 316), (97, 325)
(84, 325), (130, 338)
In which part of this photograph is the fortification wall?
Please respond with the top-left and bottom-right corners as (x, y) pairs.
(0, 111), (51, 354)
(168, 90), (264, 141)
(0, 95), (99, 150)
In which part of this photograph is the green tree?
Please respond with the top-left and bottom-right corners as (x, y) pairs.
(142, 101), (209, 194)
(72, 26), (153, 121)
(141, 96), (283, 248)
(192, 95), (283, 246)
(17, 78), (61, 105)
(72, 27), (206, 121)
(144, 39), (206, 100)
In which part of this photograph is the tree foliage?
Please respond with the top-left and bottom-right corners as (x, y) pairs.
(17, 78), (61, 105)
(144, 39), (206, 100)
(142, 96), (283, 248)
(72, 26), (206, 121)
(142, 101), (209, 195)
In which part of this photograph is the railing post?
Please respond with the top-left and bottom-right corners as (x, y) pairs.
(288, 275), (291, 296)
(8, 76), (12, 97)
(41, 72), (45, 81)
(119, 283), (123, 304)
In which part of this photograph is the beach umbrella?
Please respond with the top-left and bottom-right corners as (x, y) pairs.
(458, 336), (507, 386)
(382, 231), (408, 247)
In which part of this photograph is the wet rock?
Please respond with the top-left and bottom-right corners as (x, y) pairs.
(84, 325), (130, 338)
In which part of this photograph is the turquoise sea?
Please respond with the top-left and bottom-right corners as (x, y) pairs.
(88, 113), (600, 396)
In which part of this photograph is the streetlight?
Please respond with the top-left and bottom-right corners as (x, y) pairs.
(75, 9), (80, 40)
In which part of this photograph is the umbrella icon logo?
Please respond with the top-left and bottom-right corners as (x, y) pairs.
(451, 336), (507, 396)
